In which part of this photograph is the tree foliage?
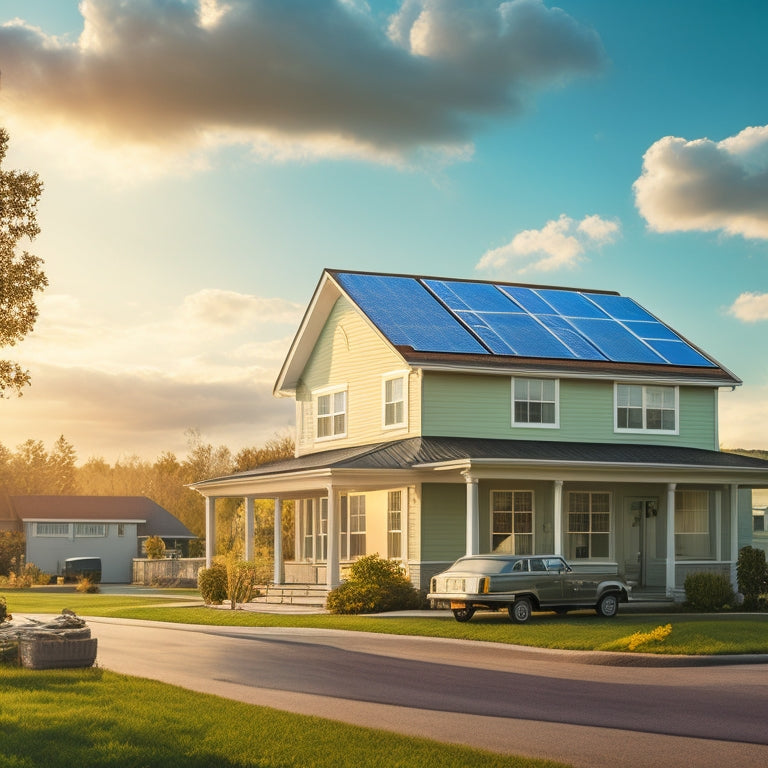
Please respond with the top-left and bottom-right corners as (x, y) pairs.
(0, 128), (47, 397)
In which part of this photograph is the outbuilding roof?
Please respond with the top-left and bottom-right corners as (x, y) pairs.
(3, 496), (195, 539)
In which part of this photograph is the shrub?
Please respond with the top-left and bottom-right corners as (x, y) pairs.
(76, 576), (100, 593)
(198, 561), (228, 604)
(326, 554), (425, 614)
(144, 536), (167, 560)
(225, 557), (261, 609)
(0, 595), (8, 622)
(737, 546), (768, 611)
(22, 563), (51, 586)
(684, 571), (734, 611)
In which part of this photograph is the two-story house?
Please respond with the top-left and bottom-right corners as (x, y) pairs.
(191, 269), (768, 599)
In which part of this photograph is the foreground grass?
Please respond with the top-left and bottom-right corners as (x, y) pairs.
(6, 590), (768, 655)
(0, 667), (567, 768)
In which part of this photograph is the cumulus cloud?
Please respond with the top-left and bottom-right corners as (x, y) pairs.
(634, 125), (768, 239)
(476, 213), (620, 273)
(178, 289), (303, 329)
(0, 0), (604, 169)
(728, 292), (768, 323)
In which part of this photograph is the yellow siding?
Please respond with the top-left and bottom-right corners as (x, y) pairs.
(296, 296), (418, 455)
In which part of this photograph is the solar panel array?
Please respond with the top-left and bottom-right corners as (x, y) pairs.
(333, 273), (715, 368)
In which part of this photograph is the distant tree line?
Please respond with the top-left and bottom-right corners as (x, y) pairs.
(0, 429), (295, 559)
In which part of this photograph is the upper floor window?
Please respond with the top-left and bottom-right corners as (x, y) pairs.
(615, 384), (677, 433)
(382, 373), (408, 429)
(34, 522), (69, 537)
(512, 378), (558, 427)
(316, 387), (347, 440)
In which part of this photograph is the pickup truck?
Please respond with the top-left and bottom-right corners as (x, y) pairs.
(427, 553), (631, 623)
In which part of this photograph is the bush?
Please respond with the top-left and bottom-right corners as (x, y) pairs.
(737, 546), (768, 611)
(198, 561), (228, 604)
(0, 595), (8, 623)
(76, 576), (100, 593)
(144, 536), (166, 560)
(22, 563), (51, 586)
(225, 558), (260, 609)
(684, 571), (734, 611)
(326, 554), (425, 614)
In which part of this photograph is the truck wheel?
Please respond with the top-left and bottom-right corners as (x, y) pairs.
(452, 606), (475, 622)
(508, 597), (532, 624)
(596, 593), (619, 618)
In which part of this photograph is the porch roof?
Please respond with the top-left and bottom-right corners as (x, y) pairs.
(191, 437), (768, 490)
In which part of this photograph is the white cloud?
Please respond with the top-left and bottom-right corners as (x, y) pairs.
(476, 213), (620, 273)
(178, 289), (303, 329)
(0, 0), (604, 173)
(728, 292), (768, 323)
(634, 125), (768, 239)
(719, 385), (768, 450)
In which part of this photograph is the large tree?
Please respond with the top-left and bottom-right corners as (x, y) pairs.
(0, 128), (47, 397)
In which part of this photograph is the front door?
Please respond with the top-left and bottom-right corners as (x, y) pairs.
(623, 498), (659, 588)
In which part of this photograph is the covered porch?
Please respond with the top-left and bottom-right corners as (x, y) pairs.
(190, 437), (768, 598)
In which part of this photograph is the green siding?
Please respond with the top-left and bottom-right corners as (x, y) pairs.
(420, 484), (465, 561)
(421, 372), (718, 449)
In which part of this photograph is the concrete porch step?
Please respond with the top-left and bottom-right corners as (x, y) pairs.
(251, 584), (329, 607)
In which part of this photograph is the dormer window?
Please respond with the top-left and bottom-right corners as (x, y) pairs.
(316, 387), (347, 440)
(615, 384), (677, 433)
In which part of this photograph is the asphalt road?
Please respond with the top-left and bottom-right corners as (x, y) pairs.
(87, 617), (768, 768)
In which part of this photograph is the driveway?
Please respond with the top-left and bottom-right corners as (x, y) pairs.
(87, 616), (768, 768)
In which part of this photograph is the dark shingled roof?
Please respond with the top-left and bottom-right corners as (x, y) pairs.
(198, 436), (768, 484)
(4, 496), (195, 538)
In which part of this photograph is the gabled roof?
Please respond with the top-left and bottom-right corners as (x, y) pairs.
(4, 496), (195, 539)
(274, 269), (739, 395)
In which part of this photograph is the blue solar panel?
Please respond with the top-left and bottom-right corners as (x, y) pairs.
(334, 272), (717, 368)
(424, 279), (525, 314)
(335, 273), (487, 354)
(535, 289), (609, 319)
(568, 318), (667, 364)
(584, 293), (658, 323)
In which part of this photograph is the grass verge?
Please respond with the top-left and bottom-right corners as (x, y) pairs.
(0, 666), (568, 768)
(5, 590), (768, 655)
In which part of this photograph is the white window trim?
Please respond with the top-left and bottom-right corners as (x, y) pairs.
(490, 489), (535, 554)
(566, 490), (613, 561)
(613, 382), (679, 435)
(33, 522), (70, 537)
(381, 370), (409, 430)
(313, 384), (348, 442)
(74, 522), (106, 537)
(511, 377), (560, 429)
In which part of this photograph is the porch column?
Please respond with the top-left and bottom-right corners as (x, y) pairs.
(205, 496), (217, 568)
(465, 475), (480, 556)
(244, 497), (255, 562)
(665, 483), (676, 597)
(273, 498), (284, 585)
(553, 480), (564, 556)
(730, 484), (739, 591)
(326, 486), (340, 589)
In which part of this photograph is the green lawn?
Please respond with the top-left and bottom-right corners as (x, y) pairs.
(6, 589), (768, 655)
(0, 666), (567, 768)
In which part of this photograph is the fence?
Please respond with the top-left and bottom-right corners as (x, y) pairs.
(132, 557), (205, 586)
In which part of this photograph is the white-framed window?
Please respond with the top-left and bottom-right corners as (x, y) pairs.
(302, 499), (315, 560)
(512, 378), (559, 427)
(117, 523), (125, 537)
(318, 498), (328, 561)
(675, 490), (711, 559)
(34, 522), (69, 537)
(615, 384), (678, 433)
(387, 490), (403, 559)
(75, 523), (106, 537)
(341, 494), (366, 560)
(491, 490), (534, 554)
(382, 372), (408, 429)
(567, 492), (611, 560)
(315, 387), (347, 440)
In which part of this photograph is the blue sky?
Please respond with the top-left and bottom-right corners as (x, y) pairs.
(0, 0), (766, 462)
